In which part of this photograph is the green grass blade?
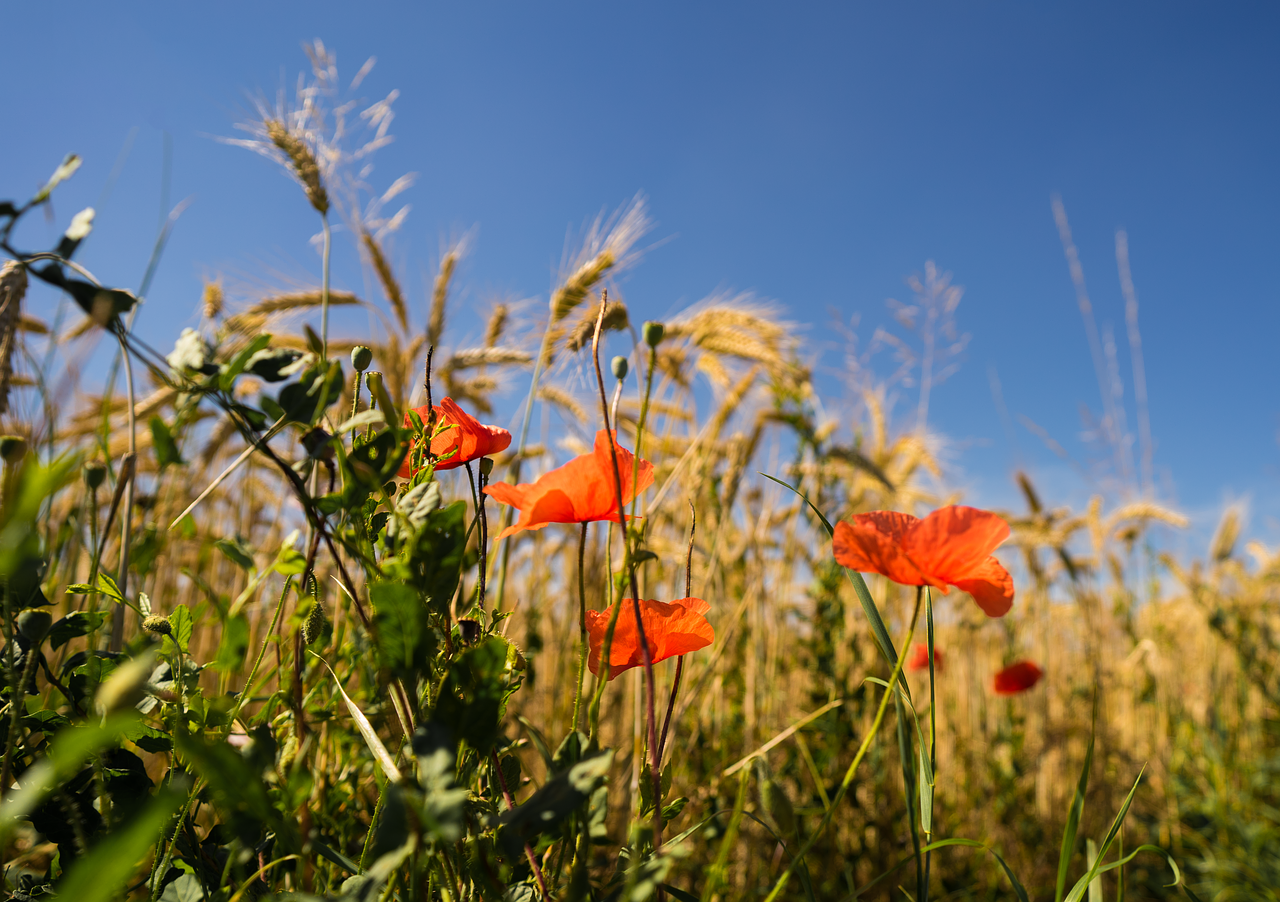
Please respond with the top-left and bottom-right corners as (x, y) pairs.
(1064, 767), (1147, 902)
(842, 838), (1029, 902)
(1057, 729), (1095, 902)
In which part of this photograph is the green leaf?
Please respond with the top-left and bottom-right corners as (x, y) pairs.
(166, 604), (193, 655)
(48, 610), (109, 650)
(433, 636), (515, 753)
(159, 872), (206, 902)
(213, 613), (249, 672)
(498, 749), (613, 858)
(0, 713), (139, 845)
(215, 536), (256, 571)
(220, 333), (272, 389)
(1057, 730), (1095, 902)
(54, 784), (185, 902)
(149, 416), (185, 469)
(406, 501), (468, 614)
(370, 581), (435, 681)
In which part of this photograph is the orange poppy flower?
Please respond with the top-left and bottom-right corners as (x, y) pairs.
(993, 660), (1043, 695)
(832, 506), (1015, 617)
(483, 430), (654, 540)
(907, 643), (943, 672)
(585, 597), (714, 680)
(397, 397), (511, 477)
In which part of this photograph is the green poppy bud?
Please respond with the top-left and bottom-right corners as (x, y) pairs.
(17, 610), (52, 644)
(83, 460), (108, 490)
(611, 356), (629, 380)
(478, 457), (494, 478)
(642, 321), (665, 348)
(351, 345), (374, 373)
(302, 598), (328, 646)
(0, 435), (27, 464)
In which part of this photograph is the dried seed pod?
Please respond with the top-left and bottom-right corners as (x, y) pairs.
(83, 460), (108, 489)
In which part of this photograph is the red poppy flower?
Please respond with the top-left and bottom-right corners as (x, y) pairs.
(585, 597), (714, 680)
(483, 430), (655, 540)
(993, 660), (1043, 695)
(398, 397), (511, 477)
(832, 506), (1015, 617)
(907, 643), (943, 672)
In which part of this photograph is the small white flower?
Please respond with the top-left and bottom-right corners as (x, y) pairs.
(167, 328), (212, 374)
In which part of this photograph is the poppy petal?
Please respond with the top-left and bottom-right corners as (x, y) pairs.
(907, 643), (943, 672)
(586, 598), (714, 680)
(908, 506), (1010, 583)
(833, 512), (929, 586)
(949, 556), (1015, 618)
(993, 660), (1043, 695)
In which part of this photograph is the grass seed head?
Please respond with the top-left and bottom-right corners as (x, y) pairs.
(265, 118), (329, 215)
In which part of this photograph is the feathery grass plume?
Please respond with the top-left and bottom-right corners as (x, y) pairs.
(549, 195), (651, 325)
(265, 118), (329, 215)
(536, 385), (587, 423)
(484, 303), (509, 348)
(223, 290), (362, 335)
(361, 230), (408, 332)
(202, 278), (224, 320)
(0, 260), (27, 416)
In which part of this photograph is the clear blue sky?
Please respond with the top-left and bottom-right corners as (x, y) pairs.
(5, 2), (1279, 548)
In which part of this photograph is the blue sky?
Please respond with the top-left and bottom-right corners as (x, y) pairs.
(4, 2), (1279, 550)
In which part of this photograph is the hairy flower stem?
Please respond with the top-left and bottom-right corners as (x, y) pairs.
(589, 292), (663, 851)
(572, 521), (590, 731)
(762, 588), (924, 902)
(629, 342), (659, 523)
(491, 749), (549, 898)
(924, 587), (937, 902)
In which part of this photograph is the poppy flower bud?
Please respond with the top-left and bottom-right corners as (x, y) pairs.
(479, 458), (494, 478)
(83, 460), (107, 490)
(351, 345), (373, 373)
(642, 321), (665, 348)
(611, 356), (629, 380)
(458, 618), (482, 645)
(302, 599), (328, 646)
(0, 435), (26, 464)
(142, 615), (173, 637)
(17, 610), (52, 644)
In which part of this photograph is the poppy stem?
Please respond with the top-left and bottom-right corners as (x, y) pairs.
(491, 749), (550, 898)
(590, 290), (663, 852)
(923, 586), (936, 902)
(658, 504), (696, 764)
(572, 520), (589, 731)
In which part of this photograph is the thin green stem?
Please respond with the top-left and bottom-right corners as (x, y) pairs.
(109, 330), (137, 651)
(320, 213), (331, 361)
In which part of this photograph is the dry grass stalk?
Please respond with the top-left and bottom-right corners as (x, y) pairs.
(484, 304), (509, 348)
(429, 249), (459, 349)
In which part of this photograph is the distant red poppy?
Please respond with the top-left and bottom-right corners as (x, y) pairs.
(832, 506), (1015, 617)
(483, 430), (655, 540)
(907, 643), (943, 672)
(398, 397), (511, 477)
(993, 661), (1043, 695)
(586, 597), (714, 680)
